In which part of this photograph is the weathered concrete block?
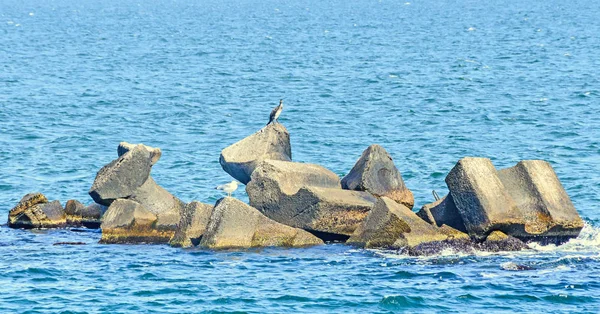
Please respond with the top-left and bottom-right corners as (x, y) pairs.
(445, 157), (523, 239)
(89, 142), (184, 232)
(342, 145), (414, 209)
(65, 200), (107, 229)
(220, 123), (292, 184)
(497, 160), (584, 242)
(170, 201), (214, 248)
(417, 194), (467, 233)
(8, 193), (66, 229)
(100, 199), (173, 244)
(347, 197), (448, 250)
(199, 197), (323, 249)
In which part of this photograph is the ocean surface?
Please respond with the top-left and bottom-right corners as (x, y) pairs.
(1, 0), (599, 312)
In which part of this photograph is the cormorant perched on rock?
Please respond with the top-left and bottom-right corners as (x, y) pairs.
(267, 99), (283, 125)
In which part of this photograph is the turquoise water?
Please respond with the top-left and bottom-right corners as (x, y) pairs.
(1, 0), (600, 312)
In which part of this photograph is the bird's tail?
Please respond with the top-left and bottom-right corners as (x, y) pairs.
(215, 185), (224, 190)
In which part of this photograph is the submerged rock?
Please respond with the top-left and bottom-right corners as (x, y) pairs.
(199, 197), (323, 249)
(100, 199), (173, 244)
(89, 142), (185, 234)
(247, 160), (375, 238)
(170, 201), (214, 248)
(65, 200), (107, 229)
(479, 230), (527, 252)
(347, 197), (448, 251)
(220, 123), (292, 184)
(8, 193), (66, 229)
(341, 145), (414, 209)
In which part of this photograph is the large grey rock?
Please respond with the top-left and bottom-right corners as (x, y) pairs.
(446, 157), (524, 240)
(341, 145), (414, 209)
(8, 193), (66, 229)
(247, 160), (376, 238)
(347, 197), (449, 252)
(100, 199), (173, 244)
(417, 194), (467, 233)
(89, 142), (184, 231)
(199, 197), (323, 249)
(170, 201), (214, 248)
(445, 157), (584, 243)
(118, 142), (162, 165)
(497, 160), (584, 242)
(65, 200), (107, 229)
(219, 123), (292, 184)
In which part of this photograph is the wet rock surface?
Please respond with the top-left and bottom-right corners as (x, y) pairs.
(8, 193), (66, 229)
(100, 199), (174, 244)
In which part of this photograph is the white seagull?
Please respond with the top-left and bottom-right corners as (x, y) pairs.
(215, 180), (239, 197)
(267, 99), (284, 125)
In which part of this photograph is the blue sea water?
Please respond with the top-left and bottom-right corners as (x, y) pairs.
(1, 0), (600, 312)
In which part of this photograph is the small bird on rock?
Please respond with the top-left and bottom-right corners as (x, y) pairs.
(267, 99), (284, 125)
(215, 180), (239, 197)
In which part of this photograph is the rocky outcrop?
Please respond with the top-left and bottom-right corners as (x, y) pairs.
(497, 160), (584, 243)
(199, 197), (323, 249)
(246, 160), (376, 239)
(220, 123), (292, 184)
(170, 201), (214, 248)
(100, 199), (173, 244)
(65, 200), (107, 229)
(347, 197), (448, 252)
(8, 193), (66, 229)
(89, 142), (185, 233)
(416, 194), (466, 233)
(341, 145), (414, 209)
(444, 157), (583, 243)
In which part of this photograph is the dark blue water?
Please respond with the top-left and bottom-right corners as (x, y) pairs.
(1, 0), (599, 312)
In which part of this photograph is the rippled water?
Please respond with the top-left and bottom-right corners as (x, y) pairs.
(1, 0), (599, 312)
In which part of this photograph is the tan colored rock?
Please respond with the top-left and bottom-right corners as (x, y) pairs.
(220, 123), (292, 184)
(100, 199), (173, 244)
(247, 160), (375, 238)
(438, 225), (470, 241)
(200, 197), (323, 249)
(497, 160), (584, 241)
(445, 157), (524, 239)
(341, 145), (414, 209)
(8, 193), (66, 229)
(246, 160), (374, 237)
(347, 197), (448, 250)
(170, 201), (214, 248)
(89, 142), (185, 232)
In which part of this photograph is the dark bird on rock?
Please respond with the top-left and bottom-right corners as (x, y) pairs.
(267, 99), (283, 125)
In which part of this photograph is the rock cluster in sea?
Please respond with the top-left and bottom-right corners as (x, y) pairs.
(7, 124), (585, 255)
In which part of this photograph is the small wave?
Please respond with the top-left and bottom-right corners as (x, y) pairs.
(380, 295), (426, 308)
